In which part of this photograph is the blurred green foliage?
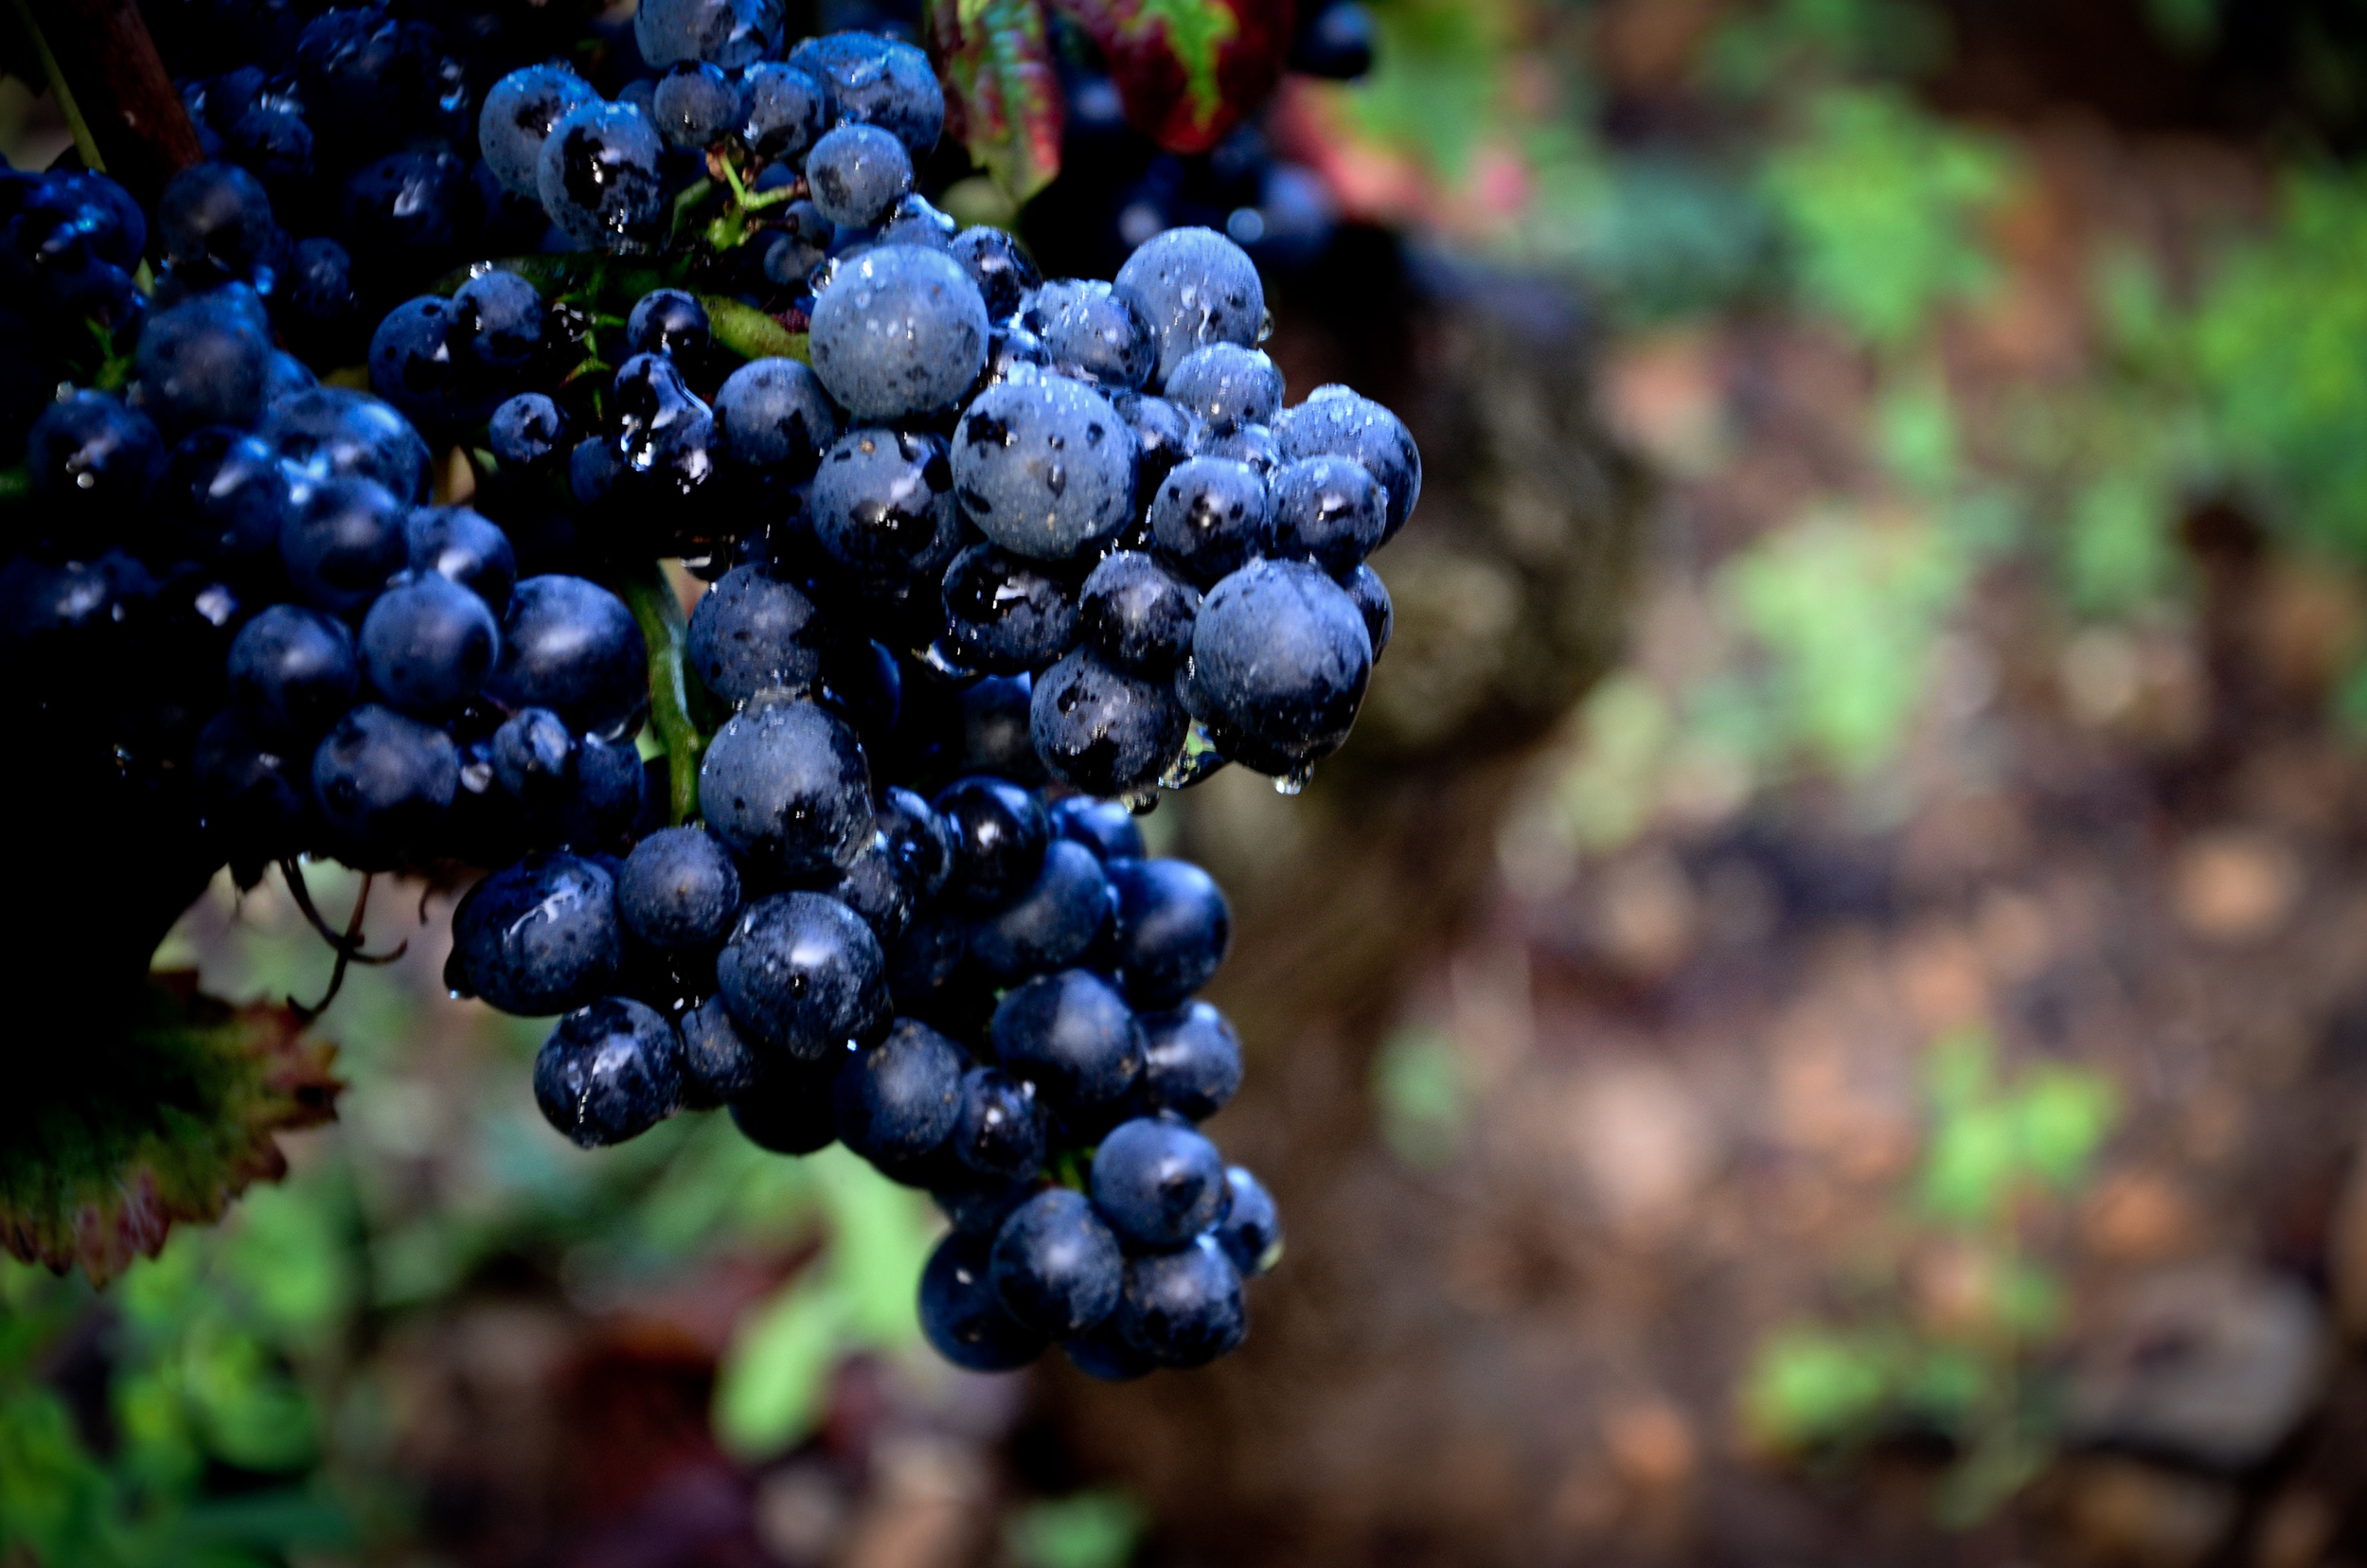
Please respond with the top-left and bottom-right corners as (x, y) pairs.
(1005, 1489), (1148, 1568)
(1741, 1029), (2117, 1524)
(1371, 1025), (1471, 1166)
(1759, 88), (2012, 349)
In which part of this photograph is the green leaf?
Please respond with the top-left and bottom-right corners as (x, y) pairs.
(926, 0), (1065, 202)
(2014, 1068), (2116, 1188)
(701, 297), (810, 365)
(0, 975), (340, 1285)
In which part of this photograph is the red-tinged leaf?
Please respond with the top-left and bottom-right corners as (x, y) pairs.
(0, 973), (341, 1284)
(928, 0), (1065, 202)
(1050, 0), (1294, 154)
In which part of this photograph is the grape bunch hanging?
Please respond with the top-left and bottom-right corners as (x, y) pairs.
(2, 1), (1417, 1379)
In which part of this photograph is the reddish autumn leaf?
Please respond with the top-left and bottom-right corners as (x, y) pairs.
(1051, 0), (1297, 155)
(0, 972), (341, 1283)
(928, 0), (1066, 201)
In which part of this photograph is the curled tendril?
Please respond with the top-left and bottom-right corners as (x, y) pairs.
(277, 860), (409, 1021)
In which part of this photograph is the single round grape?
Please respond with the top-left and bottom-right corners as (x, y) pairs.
(1339, 561), (1393, 662)
(833, 1017), (966, 1166)
(451, 852), (624, 1015)
(699, 700), (873, 879)
(359, 573), (499, 714)
(968, 321), (1051, 401)
(636, 0), (783, 69)
(826, 831), (915, 942)
(787, 32), (945, 154)
(280, 475), (408, 617)
(404, 507), (516, 610)
(488, 576), (649, 739)
(610, 351), (718, 502)
(919, 1231), (1045, 1372)
(955, 673), (1047, 783)
(490, 393), (567, 469)
(951, 376), (1135, 561)
(155, 161), (276, 276)
(988, 1186), (1123, 1338)
(1164, 343), (1284, 432)
(617, 826), (743, 951)
(1079, 551), (1199, 677)
(969, 837), (1110, 981)
(1147, 457), (1265, 587)
(682, 995), (764, 1103)
(479, 63), (598, 198)
(1267, 454), (1387, 573)
(729, 1056), (845, 1153)
(1138, 1001), (1243, 1122)
(533, 997), (685, 1147)
(939, 543), (1079, 674)
(536, 100), (667, 251)
(1111, 390), (1204, 501)
(1290, 0), (1378, 78)
(27, 390), (164, 519)
(453, 269), (546, 378)
(133, 290), (273, 437)
(1022, 278), (1157, 392)
(310, 702), (458, 862)
(1091, 1116), (1229, 1250)
(227, 603), (356, 739)
(1184, 558), (1371, 773)
(714, 357), (836, 477)
(490, 707), (574, 801)
(877, 787), (958, 900)
(1030, 650), (1191, 797)
(1274, 385), (1423, 542)
(877, 192), (958, 253)
(739, 62), (828, 162)
(1113, 1235), (1246, 1368)
(950, 225), (1041, 320)
(1105, 857), (1232, 1007)
(888, 909), (968, 1013)
(193, 709), (309, 861)
(1065, 1320), (1158, 1382)
(804, 122), (913, 228)
(1048, 795), (1146, 861)
(1215, 1167), (1283, 1277)
(989, 969), (1144, 1115)
(1112, 226), (1265, 386)
(685, 564), (823, 705)
(368, 295), (484, 432)
(934, 775), (1049, 909)
(341, 150), (472, 258)
(154, 429), (289, 568)
(934, 1171), (1038, 1238)
(652, 62), (738, 149)
(1201, 420), (1281, 477)
(716, 891), (890, 1060)
(807, 244), (986, 421)
(627, 288), (712, 359)
(282, 237), (362, 357)
(952, 1066), (1044, 1183)
(811, 428), (963, 587)
(260, 387), (432, 505)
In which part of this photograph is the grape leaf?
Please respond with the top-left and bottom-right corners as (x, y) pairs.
(928, 0), (1065, 203)
(0, 973), (341, 1285)
(1050, 0), (1294, 153)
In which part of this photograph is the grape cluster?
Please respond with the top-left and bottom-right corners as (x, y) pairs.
(5, 5), (1425, 1378)
(452, 765), (1278, 1378)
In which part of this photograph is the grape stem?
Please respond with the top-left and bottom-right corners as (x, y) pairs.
(9, 0), (104, 174)
(619, 561), (706, 826)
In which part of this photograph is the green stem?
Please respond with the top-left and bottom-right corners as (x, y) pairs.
(10, 0), (105, 173)
(618, 561), (705, 826)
